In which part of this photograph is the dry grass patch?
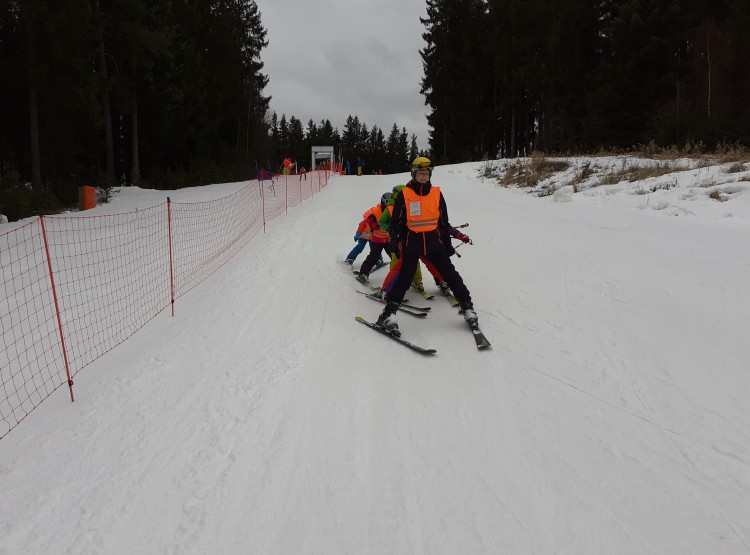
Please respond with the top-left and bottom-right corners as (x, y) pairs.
(616, 140), (750, 166)
(573, 161), (597, 184)
(501, 152), (570, 188)
(714, 142), (750, 164)
(596, 161), (677, 186)
(725, 162), (746, 173)
(696, 177), (719, 188)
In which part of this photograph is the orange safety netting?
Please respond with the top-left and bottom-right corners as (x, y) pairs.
(0, 167), (338, 439)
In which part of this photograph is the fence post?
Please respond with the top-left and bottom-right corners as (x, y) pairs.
(258, 181), (266, 233)
(167, 198), (176, 317)
(39, 216), (75, 402)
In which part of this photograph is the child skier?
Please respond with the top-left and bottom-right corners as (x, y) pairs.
(343, 195), (390, 266)
(355, 192), (392, 285)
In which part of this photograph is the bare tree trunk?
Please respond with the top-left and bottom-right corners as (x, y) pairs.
(131, 97), (140, 187)
(706, 25), (712, 136)
(246, 98), (252, 158)
(675, 51), (682, 141)
(93, 0), (115, 184)
(442, 120), (448, 162)
(27, 84), (42, 191)
(22, 2), (41, 193)
(510, 104), (517, 158)
(129, 57), (140, 187)
(236, 116), (241, 160)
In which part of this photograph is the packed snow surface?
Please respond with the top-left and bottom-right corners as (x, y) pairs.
(2, 158), (749, 554)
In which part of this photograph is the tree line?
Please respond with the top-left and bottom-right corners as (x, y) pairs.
(8, 0), (744, 219)
(1, 0), (273, 219)
(0, 0), (425, 220)
(421, 0), (750, 162)
(269, 113), (422, 175)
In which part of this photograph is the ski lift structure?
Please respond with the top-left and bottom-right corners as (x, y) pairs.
(311, 145), (334, 171)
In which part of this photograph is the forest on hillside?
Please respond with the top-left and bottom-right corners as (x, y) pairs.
(0, 0), (272, 217)
(421, 0), (750, 161)
(267, 113), (422, 177)
(2, 0), (749, 221)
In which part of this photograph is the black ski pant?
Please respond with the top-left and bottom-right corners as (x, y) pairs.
(386, 248), (472, 308)
(359, 242), (391, 276)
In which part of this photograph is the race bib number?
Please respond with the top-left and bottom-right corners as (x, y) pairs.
(409, 201), (422, 216)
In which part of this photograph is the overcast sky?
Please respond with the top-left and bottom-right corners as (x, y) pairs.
(257, 0), (430, 150)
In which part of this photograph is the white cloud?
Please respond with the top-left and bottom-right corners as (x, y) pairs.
(257, 0), (429, 149)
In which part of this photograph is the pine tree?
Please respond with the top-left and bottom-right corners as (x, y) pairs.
(287, 116), (305, 166)
(386, 123), (401, 172)
(421, 0), (491, 162)
(583, 0), (682, 147)
(409, 134), (419, 162)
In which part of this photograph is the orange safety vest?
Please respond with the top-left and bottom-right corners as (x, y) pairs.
(363, 205), (383, 221)
(402, 186), (440, 232)
(372, 205), (395, 240)
(371, 205), (391, 241)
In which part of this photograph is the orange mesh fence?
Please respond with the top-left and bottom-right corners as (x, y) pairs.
(42, 204), (172, 379)
(171, 183), (264, 298)
(0, 170), (333, 438)
(0, 219), (69, 437)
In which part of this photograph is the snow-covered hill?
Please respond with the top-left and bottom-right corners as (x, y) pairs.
(2, 159), (749, 554)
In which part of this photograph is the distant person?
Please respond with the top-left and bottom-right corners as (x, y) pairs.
(357, 157), (365, 176)
(374, 157), (475, 337)
(299, 166), (307, 180)
(283, 157), (294, 175)
(346, 160), (351, 175)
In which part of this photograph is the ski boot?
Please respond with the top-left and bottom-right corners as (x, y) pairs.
(344, 258), (354, 265)
(356, 273), (369, 285)
(437, 281), (452, 297)
(460, 302), (479, 329)
(376, 301), (400, 337)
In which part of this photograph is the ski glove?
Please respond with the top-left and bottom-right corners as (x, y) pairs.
(389, 236), (401, 259)
(354, 233), (361, 241)
(456, 232), (471, 244)
(439, 232), (455, 256)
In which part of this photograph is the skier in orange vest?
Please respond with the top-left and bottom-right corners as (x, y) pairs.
(354, 192), (392, 284)
(374, 157), (475, 336)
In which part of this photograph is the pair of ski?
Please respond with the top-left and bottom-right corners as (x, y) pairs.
(373, 283), (459, 306)
(351, 259), (388, 276)
(356, 290), (430, 317)
(355, 290), (491, 353)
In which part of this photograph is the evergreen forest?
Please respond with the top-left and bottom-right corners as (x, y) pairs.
(1, 0), (273, 218)
(1, 0), (749, 220)
(421, 0), (750, 161)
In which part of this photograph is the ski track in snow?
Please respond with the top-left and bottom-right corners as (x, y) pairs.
(1, 164), (750, 554)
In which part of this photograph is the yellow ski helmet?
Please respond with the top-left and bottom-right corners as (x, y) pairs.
(410, 156), (433, 179)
